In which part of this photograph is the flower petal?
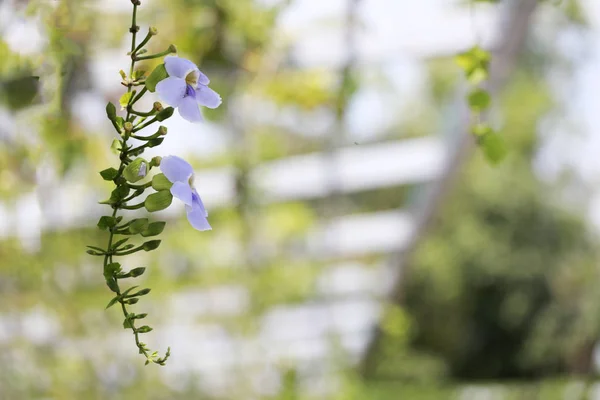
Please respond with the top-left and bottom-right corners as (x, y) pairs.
(197, 69), (210, 86)
(170, 181), (193, 206)
(138, 162), (147, 177)
(192, 189), (208, 217)
(178, 96), (203, 123)
(156, 77), (186, 107)
(165, 56), (197, 79)
(195, 85), (222, 109)
(160, 155), (193, 183)
(186, 202), (212, 231)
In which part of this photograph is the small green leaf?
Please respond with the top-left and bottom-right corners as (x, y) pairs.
(105, 296), (120, 309)
(480, 131), (507, 165)
(115, 185), (130, 199)
(455, 46), (491, 85)
(86, 245), (106, 253)
(145, 191), (173, 212)
(118, 267), (146, 279)
(110, 139), (121, 155)
(0, 75), (40, 110)
(151, 174), (172, 191)
(136, 326), (153, 333)
(467, 89), (491, 111)
(106, 102), (117, 120)
(100, 185), (130, 205)
(145, 64), (168, 92)
(133, 69), (147, 80)
(100, 167), (119, 181)
(119, 91), (134, 109)
(123, 318), (133, 329)
(142, 240), (161, 252)
(97, 216), (118, 231)
(124, 298), (139, 305)
(129, 218), (149, 234)
(472, 123), (494, 137)
(104, 262), (122, 280)
(156, 107), (174, 121)
(123, 158), (149, 183)
(106, 277), (119, 293)
(126, 288), (151, 298)
(120, 285), (140, 297)
(141, 221), (166, 237)
(111, 238), (130, 250)
(133, 313), (148, 319)
(115, 117), (125, 130)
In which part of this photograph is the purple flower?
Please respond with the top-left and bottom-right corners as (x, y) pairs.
(160, 155), (211, 231)
(155, 56), (221, 123)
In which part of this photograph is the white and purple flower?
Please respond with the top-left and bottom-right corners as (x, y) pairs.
(156, 56), (221, 123)
(160, 155), (211, 231)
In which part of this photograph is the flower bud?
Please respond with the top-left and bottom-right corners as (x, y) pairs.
(123, 122), (133, 132)
(149, 27), (158, 36)
(123, 158), (149, 183)
(150, 156), (162, 167)
(168, 44), (177, 54)
(153, 102), (163, 112)
(158, 126), (168, 136)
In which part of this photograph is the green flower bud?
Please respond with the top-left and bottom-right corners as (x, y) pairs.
(123, 158), (149, 183)
(149, 27), (158, 36)
(124, 122), (133, 132)
(158, 126), (167, 136)
(150, 156), (162, 167)
(153, 102), (163, 112)
(168, 44), (177, 54)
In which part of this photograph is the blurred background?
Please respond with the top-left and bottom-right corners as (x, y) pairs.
(2, 0), (600, 398)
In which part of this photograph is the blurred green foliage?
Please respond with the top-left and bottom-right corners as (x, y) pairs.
(0, 0), (598, 398)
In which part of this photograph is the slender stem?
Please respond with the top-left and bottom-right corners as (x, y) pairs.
(102, 0), (151, 364)
(130, 109), (156, 118)
(130, 87), (148, 107)
(128, 181), (153, 190)
(133, 29), (154, 54)
(134, 116), (148, 127)
(121, 202), (146, 210)
(122, 190), (144, 203)
(133, 46), (176, 61)
(114, 245), (146, 256)
(132, 117), (158, 133)
(131, 130), (162, 141)
(98, 0), (170, 367)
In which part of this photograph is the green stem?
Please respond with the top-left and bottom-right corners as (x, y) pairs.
(133, 45), (176, 61)
(100, 1), (167, 366)
(128, 143), (152, 155)
(132, 117), (158, 133)
(128, 181), (153, 190)
(114, 245), (146, 256)
(121, 202), (146, 210)
(133, 29), (154, 55)
(122, 190), (145, 203)
(130, 87), (148, 107)
(130, 109), (156, 118)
